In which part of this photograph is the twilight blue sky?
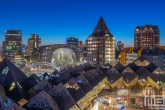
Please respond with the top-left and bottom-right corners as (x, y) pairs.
(0, 0), (165, 47)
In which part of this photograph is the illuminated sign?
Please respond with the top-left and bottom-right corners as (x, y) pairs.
(144, 95), (165, 106)
(6, 46), (12, 50)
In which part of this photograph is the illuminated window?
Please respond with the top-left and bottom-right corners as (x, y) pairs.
(9, 82), (16, 91)
(134, 60), (150, 66)
(4, 98), (13, 107)
(1, 67), (9, 75)
(65, 83), (79, 90)
(153, 68), (164, 74)
(17, 82), (22, 88)
(122, 67), (133, 74)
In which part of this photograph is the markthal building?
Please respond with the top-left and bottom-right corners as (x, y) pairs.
(0, 55), (165, 110)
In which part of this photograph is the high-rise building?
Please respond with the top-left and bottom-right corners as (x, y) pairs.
(2, 30), (23, 63)
(66, 37), (78, 46)
(134, 25), (159, 49)
(78, 41), (85, 48)
(86, 16), (116, 65)
(116, 41), (124, 51)
(28, 34), (41, 55)
(115, 41), (124, 60)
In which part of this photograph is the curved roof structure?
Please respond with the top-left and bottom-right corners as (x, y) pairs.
(52, 48), (76, 65)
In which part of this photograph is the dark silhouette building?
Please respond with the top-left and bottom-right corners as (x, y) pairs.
(67, 37), (78, 46)
(28, 34), (41, 56)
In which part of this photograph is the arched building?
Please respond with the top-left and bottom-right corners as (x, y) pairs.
(41, 44), (84, 66)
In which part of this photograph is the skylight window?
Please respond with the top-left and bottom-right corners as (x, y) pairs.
(1, 67), (9, 75)
(9, 82), (16, 91)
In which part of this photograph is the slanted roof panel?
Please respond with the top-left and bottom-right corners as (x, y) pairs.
(65, 78), (85, 102)
(106, 68), (122, 84)
(49, 83), (76, 110)
(90, 16), (113, 37)
(75, 74), (93, 94)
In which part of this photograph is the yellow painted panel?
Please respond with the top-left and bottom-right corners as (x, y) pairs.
(100, 81), (105, 89)
(123, 81), (130, 87)
(161, 82), (165, 87)
(17, 99), (27, 106)
(138, 46), (145, 57)
(94, 86), (101, 94)
(147, 77), (161, 89)
(89, 89), (96, 101)
(120, 51), (126, 66)
(109, 77), (123, 88)
(80, 97), (90, 110)
(73, 107), (80, 110)
(123, 77), (138, 87)
(138, 81), (147, 87)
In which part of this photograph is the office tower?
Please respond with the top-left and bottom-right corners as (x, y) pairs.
(134, 25), (159, 49)
(78, 41), (85, 48)
(67, 37), (78, 46)
(22, 44), (28, 55)
(116, 41), (124, 51)
(86, 16), (116, 65)
(28, 34), (41, 56)
(2, 30), (23, 63)
(115, 41), (124, 60)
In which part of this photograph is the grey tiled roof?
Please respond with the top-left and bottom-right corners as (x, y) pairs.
(94, 68), (106, 79)
(75, 74), (93, 94)
(83, 71), (99, 87)
(0, 58), (27, 102)
(148, 68), (165, 85)
(89, 69), (103, 82)
(121, 66), (138, 84)
(135, 67), (151, 80)
(24, 91), (60, 110)
(23, 74), (39, 91)
(65, 78), (86, 102)
(48, 83), (76, 110)
(26, 79), (53, 99)
(106, 68), (122, 84)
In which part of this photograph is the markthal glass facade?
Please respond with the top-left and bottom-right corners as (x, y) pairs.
(1, 55), (165, 109)
(52, 48), (76, 66)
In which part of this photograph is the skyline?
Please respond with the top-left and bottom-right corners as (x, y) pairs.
(0, 0), (165, 47)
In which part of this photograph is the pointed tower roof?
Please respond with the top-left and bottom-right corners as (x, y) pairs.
(0, 58), (27, 101)
(90, 16), (113, 37)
